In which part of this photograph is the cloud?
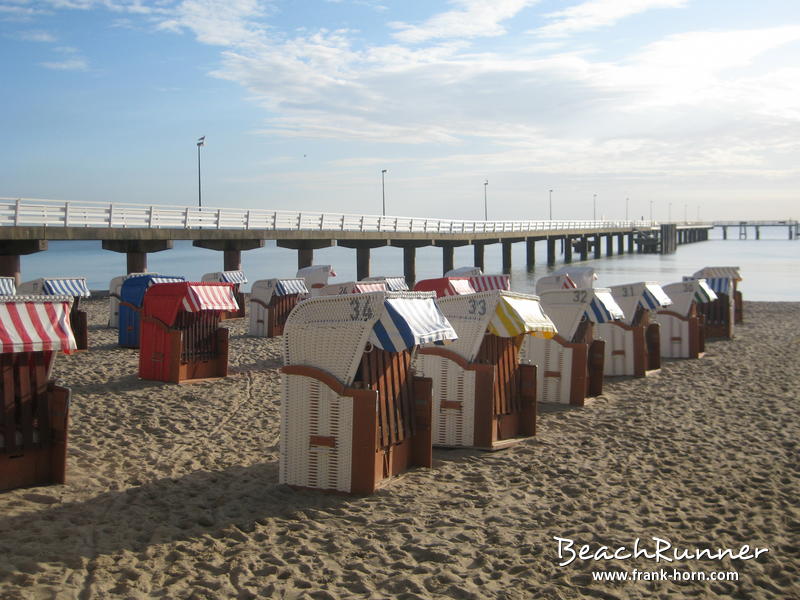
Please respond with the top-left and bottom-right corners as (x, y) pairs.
(156, 0), (267, 46)
(14, 28), (56, 41)
(389, 0), (539, 43)
(535, 0), (688, 38)
(40, 56), (88, 70)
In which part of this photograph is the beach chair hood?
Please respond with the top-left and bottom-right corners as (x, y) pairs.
(692, 266), (741, 282)
(20, 277), (91, 298)
(662, 280), (718, 316)
(283, 291), (457, 386)
(297, 265), (336, 289)
(445, 266), (482, 277)
(552, 266), (597, 289)
(251, 278), (309, 305)
(143, 282), (239, 326)
(413, 277), (476, 298)
(319, 281), (387, 296)
(469, 274), (511, 292)
(609, 282), (672, 325)
(120, 274), (185, 308)
(361, 276), (409, 291)
(0, 277), (16, 296)
(0, 296), (77, 353)
(535, 273), (577, 295)
(202, 270), (248, 284)
(539, 288), (624, 341)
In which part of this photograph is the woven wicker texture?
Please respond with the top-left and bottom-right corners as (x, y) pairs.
(521, 336), (573, 404)
(662, 280), (717, 317)
(608, 282), (672, 325)
(595, 322), (636, 376)
(652, 313), (691, 358)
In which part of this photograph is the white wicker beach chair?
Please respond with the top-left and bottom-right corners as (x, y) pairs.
(653, 280), (717, 359)
(552, 266), (597, 289)
(595, 282), (672, 377)
(690, 266), (743, 337)
(414, 290), (556, 449)
(296, 265), (336, 296)
(280, 291), (457, 494)
(248, 278), (309, 338)
(534, 273), (577, 295)
(520, 288), (622, 405)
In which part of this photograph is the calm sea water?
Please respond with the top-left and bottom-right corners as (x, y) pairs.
(18, 228), (799, 301)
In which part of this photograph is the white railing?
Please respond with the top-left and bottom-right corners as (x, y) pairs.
(712, 220), (797, 226)
(0, 197), (657, 235)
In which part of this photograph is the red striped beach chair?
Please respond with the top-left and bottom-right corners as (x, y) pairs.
(280, 291), (457, 494)
(139, 282), (238, 383)
(654, 280), (717, 359)
(248, 278), (309, 338)
(18, 278), (91, 351)
(0, 296), (76, 492)
(445, 267), (511, 293)
(413, 277), (476, 298)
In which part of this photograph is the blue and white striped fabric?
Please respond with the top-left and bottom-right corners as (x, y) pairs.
(150, 276), (185, 286)
(704, 278), (731, 295)
(585, 292), (624, 324)
(369, 298), (457, 352)
(641, 284), (672, 310)
(275, 279), (309, 296)
(219, 270), (248, 284)
(43, 278), (91, 298)
(0, 277), (15, 296)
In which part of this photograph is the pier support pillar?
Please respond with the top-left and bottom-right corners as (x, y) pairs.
(617, 233), (625, 254)
(277, 239), (334, 270)
(338, 240), (389, 281)
(756, 226), (760, 240)
(564, 237), (573, 263)
(547, 237), (557, 266)
(433, 240), (469, 276)
(391, 240), (432, 288)
(605, 235), (613, 256)
(628, 233), (635, 253)
(103, 239), (174, 274)
(723, 226), (727, 240)
(471, 241), (500, 272)
(580, 237), (589, 262)
(0, 240), (47, 286)
(525, 238), (538, 271)
(593, 235), (602, 259)
(502, 241), (512, 274)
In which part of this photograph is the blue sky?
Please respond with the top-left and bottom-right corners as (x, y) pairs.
(1, 0), (799, 221)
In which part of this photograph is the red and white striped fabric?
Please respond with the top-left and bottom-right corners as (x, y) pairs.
(182, 284), (240, 312)
(469, 274), (510, 292)
(0, 297), (77, 354)
(353, 282), (387, 293)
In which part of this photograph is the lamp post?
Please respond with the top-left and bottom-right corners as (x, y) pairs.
(484, 179), (488, 220)
(197, 136), (205, 208)
(649, 199), (654, 221)
(381, 169), (387, 216)
(549, 189), (553, 220)
(593, 193), (597, 220)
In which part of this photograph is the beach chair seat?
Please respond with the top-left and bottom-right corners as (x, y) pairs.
(654, 280), (716, 359)
(248, 278), (309, 338)
(138, 282), (238, 383)
(202, 271), (248, 319)
(414, 291), (556, 449)
(0, 296), (76, 492)
(18, 278), (91, 351)
(118, 274), (185, 348)
(280, 291), (457, 494)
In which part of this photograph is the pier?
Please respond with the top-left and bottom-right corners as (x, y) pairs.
(0, 198), (712, 286)
(713, 220), (799, 240)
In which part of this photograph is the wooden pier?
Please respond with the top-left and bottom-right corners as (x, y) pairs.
(0, 198), (712, 286)
(713, 220), (799, 240)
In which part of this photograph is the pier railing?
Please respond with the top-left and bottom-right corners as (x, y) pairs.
(0, 198), (653, 234)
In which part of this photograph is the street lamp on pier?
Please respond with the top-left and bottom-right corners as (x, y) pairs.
(549, 189), (553, 220)
(484, 179), (489, 220)
(197, 136), (205, 208)
(593, 193), (597, 221)
(381, 169), (387, 216)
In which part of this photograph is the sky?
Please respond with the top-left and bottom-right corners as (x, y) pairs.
(1, 0), (799, 222)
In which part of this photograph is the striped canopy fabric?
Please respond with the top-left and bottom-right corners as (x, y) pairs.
(42, 278), (91, 298)
(686, 276), (730, 295)
(0, 296), (77, 354)
(150, 276), (185, 285)
(693, 280), (718, 304)
(0, 277), (15, 296)
(275, 279), (309, 296)
(692, 266), (741, 281)
(414, 277), (476, 298)
(488, 295), (557, 339)
(662, 280), (718, 317)
(217, 270), (248, 284)
(553, 266), (597, 289)
(182, 284), (240, 312)
(641, 283), (673, 310)
(586, 291), (625, 324)
(469, 274), (511, 292)
(369, 297), (458, 352)
(143, 282), (239, 326)
(535, 274), (577, 295)
(363, 276), (409, 292)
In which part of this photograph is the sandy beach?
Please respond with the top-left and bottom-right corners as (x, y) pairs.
(0, 298), (798, 599)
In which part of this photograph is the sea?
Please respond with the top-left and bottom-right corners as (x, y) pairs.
(17, 228), (799, 301)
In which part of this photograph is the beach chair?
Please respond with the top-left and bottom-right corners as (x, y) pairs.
(0, 295), (76, 492)
(595, 282), (672, 377)
(248, 278), (309, 338)
(280, 291), (457, 494)
(0, 277), (16, 297)
(108, 273), (148, 329)
(138, 282), (238, 383)
(690, 267), (742, 338)
(413, 277), (476, 298)
(534, 273), (577, 295)
(551, 266), (597, 289)
(361, 276), (409, 291)
(520, 288), (623, 406)
(414, 291), (556, 450)
(18, 278), (91, 351)
(202, 271), (248, 319)
(296, 265), (336, 296)
(653, 280), (717, 359)
(445, 267), (511, 292)
(118, 274), (185, 348)
(318, 281), (387, 296)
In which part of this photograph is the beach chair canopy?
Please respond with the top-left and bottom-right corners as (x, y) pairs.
(19, 277), (91, 298)
(608, 282), (672, 325)
(469, 274), (511, 292)
(0, 296), (77, 354)
(445, 266), (483, 277)
(202, 270), (248, 285)
(319, 281), (387, 296)
(250, 278), (309, 305)
(538, 288), (624, 341)
(110, 273), (151, 295)
(662, 280), (718, 316)
(552, 266), (597, 289)
(283, 291), (457, 386)
(535, 273), (577, 295)
(142, 282), (239, 327)
(413, 277), (476, 298)
(120, 274), (186, 308)
(692, 266), (741, 282)
(296, 265), (336, 289)
(0, 277), (16, 296)
(361, 276), (409, 291)
(432, 290), (557, 362)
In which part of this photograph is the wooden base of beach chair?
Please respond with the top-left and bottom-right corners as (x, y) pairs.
(71, 309), (89, 351)
(734, 291), (743, 324)
(697, 294), (734, 339)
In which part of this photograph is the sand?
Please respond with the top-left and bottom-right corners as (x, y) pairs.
(0, 299), (798, 599)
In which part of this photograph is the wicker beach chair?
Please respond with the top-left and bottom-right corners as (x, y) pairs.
(520, 288), (623, 406)
(0, 295), (76, 492)
(248, 278), (309, 338)
(202, 271), (248, 319)
(414, 290), (556, 450)
(690, 267), (742, 339)
(551, 266), (597, 289)
(118, 274), (185, 348)
(280, 291), (457, 494)
(653, 280), (717, 359)
(595, 282), (672, 377)
(318, 281), (387, 296)
(534, 273), (577, 295)
(108, 273), (148, 329)
(361, 276), (409, 291)
(445, 267), (511, 292)
(413, 277), (476, 298)
(296, 265), (336, 296)
(18, 278), (91, 351)
(138, 282), (238, 383)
